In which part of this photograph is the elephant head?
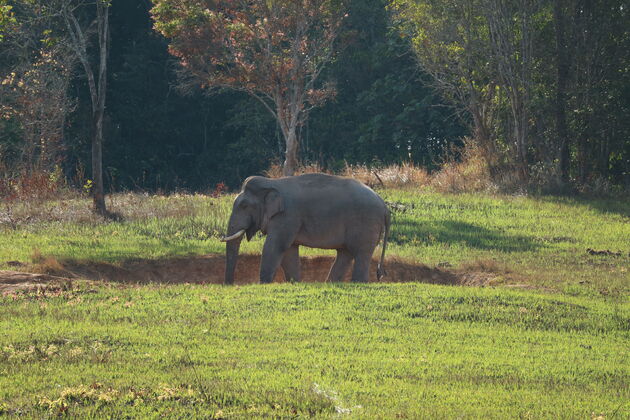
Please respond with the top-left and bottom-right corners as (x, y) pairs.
(221, 176), (284, 284)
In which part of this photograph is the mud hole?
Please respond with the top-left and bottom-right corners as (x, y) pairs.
(1, 255), (507, 293)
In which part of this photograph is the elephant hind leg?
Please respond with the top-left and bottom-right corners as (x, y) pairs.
(326, 249), (353, 282)
(351, 254), (371, 283)
(281, 245), (300, 282)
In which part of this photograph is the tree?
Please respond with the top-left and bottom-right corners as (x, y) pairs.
(305, 0), (465, 169)
(485, 0), (541, 180)
(0, 45), (76, 172)
(97, 0), (461, 191)
(566, 0), (629, 185)
(0, 0), (16, 42)
(391, 0), (501, 167)
(553, 0), (569, 184)
(151, 0), (346, 176)
(394, 0), (557, 183)
(0, 1), (75, 175)
(59, 0), (110, 214)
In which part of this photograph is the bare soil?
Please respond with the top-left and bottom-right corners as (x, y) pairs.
(1, 255), (504, 293)
(0, 271), (71, 294)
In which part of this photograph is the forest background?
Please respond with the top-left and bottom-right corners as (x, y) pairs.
(0, 0), (628, 201)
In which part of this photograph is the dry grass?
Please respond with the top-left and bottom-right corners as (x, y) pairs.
(457, 258), (511, 274)
(428, 141), (497, 193)
(28, 248), (66, 276)
(265, 161), (430, 189)
(264, 142), (496, 193)
(30, 248), (44, 264)
(342, 162), (431, 189)
(263, 162), (326, 178)
(0, 192), (230, 228)
(33, 257), (66, 276)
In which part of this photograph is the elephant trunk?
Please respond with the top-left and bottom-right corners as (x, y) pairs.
(224, 214), (247, 285)
(225, 235), (242, 285)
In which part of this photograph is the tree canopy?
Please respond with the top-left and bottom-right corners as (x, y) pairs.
(0, 0), (627, 193)
(393, 0), (630, 188)
(151, 0), (346, 175)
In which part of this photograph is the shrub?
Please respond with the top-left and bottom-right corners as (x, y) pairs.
(0, 167), (66, 202)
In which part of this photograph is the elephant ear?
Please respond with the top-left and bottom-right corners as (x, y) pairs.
(243, 177), (284, 233)
(261, 189), (284, 233)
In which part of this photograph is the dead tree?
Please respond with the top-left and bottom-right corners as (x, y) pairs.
(61, 0), (109, 215)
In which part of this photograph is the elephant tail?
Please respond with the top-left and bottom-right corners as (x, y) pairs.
(377, 209), (390, 281)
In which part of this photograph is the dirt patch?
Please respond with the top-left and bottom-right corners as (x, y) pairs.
(1, 255), (505, 288)
(0, 270), (71, 294)
(64, 255), (471, 285)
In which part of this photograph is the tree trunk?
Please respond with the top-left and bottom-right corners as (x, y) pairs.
(577, 131), (589, 183)
(515, 126), (528, 181)
(282, 125), (299, 176)
(471, 104), (499, 175)
(510, 97), (529, 181)
(92, 2), (108, 215)
(92, 110), (106, 214)
(554, 0), (570, 184)
(64, 0), (109, 215)
(598, 135), (609, 179)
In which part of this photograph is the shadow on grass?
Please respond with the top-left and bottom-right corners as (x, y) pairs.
(391, 219), (543, 252)
(537, 195), (630, 219)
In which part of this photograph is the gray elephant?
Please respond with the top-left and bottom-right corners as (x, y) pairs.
(221, 173), (391, 284)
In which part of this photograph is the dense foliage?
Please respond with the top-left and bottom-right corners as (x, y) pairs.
(393, 0), (630, 188)
(0, 0), (628, 192)
(1, 0), (463, 191)
(0, 0), (15, 41)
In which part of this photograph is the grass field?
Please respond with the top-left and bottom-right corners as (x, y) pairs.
(1, 283), (628, 418)
(1, 190), (628, 295)
(1, 190), (629, 418)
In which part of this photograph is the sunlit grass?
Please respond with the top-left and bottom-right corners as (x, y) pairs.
(1, 283), (628, 418)
(1, 191), (628, 417)
(380, 190), (629, 297)
(1, 190), (628, 296)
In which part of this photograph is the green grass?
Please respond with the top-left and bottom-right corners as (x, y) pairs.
(1, 191), (628, 417)
(380, 191), (630, 297)
(1, 190), (628, 296)
(0, 193), (235, 263)
(1, 283), (628, 418)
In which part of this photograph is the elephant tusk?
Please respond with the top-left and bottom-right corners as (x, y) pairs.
(221, 229), (245, 242)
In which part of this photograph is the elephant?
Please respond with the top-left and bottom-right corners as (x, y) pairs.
(221, 173), (391, 284)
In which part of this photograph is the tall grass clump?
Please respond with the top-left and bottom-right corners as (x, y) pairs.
(264, 162), (325, 178)
(263, 142), (496, 193)
(342, 162), (430, 189)
(0, 168), (78, 230)
(429, 140), (498, 193)
(265, 161), (433, 189)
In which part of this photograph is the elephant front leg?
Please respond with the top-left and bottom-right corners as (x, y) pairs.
(260, 234), (293, 284)
(281, 245), (300, 282)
